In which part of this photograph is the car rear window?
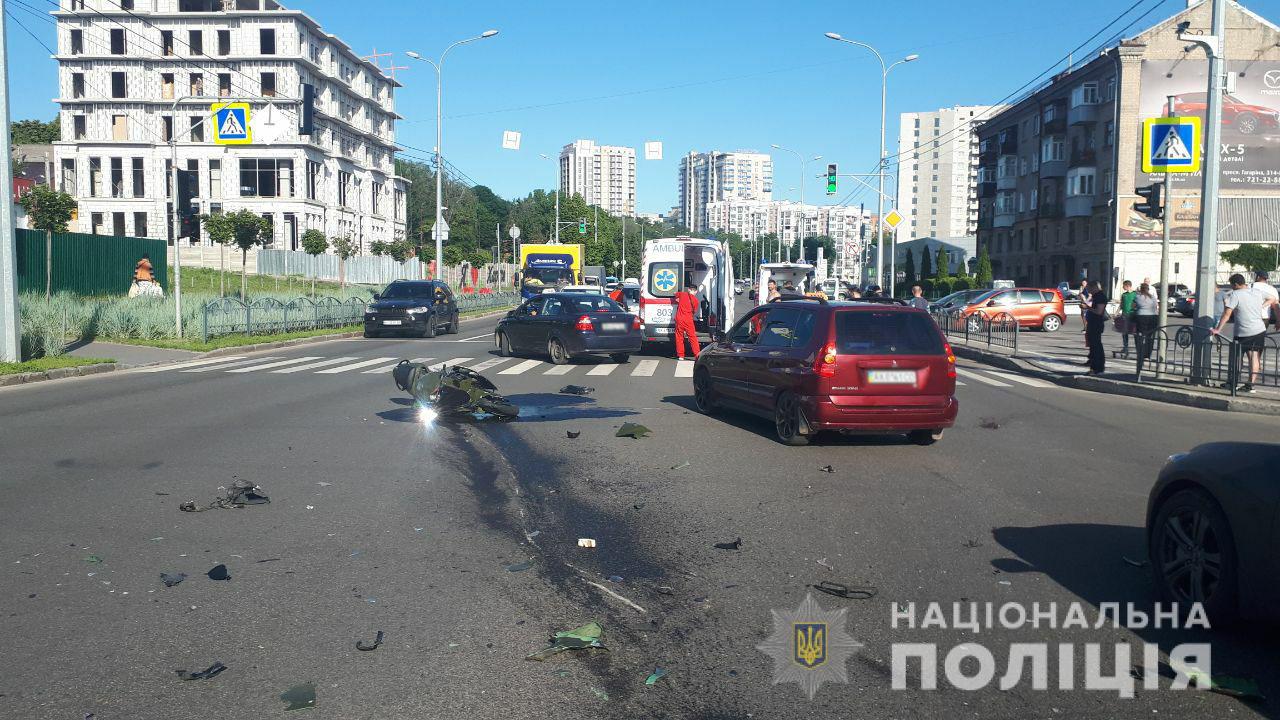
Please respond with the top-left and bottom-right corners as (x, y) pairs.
(570, 296), (623, 313)
(835, 310), (945, 355)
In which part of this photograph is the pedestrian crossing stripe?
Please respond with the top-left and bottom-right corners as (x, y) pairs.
(136, 355), (247, 372)
(226, 356), (322, 373)
(184, 356), (282, 373)
(211, 102), (252, 145)
(1142, 116), (1201, 173)
(314, 357), (397, 374)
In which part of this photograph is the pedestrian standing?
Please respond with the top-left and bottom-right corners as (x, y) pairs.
(1253, 270), (1279, 326)
(1133, 282), (1160, 363)
(907, 284), (929, 310)
(673, 282), (701, 360)
(1084, 280), (1109, 375)
(1078, 280), (1091, 333)
(1213, 273), (1278, 393)
(1117, 280), (1137, 357)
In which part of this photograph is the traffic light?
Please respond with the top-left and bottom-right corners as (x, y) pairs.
(176, 169), (199, 238)
(1134, 183), (1163, 220)
(578, 218), (587, 235)
(299, 83), (315, 136)
(826, 163), (837, 195)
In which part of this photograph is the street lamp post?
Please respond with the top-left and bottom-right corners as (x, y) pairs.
(770, 144), (821, 264)
(407, 30), (499, 279)
(825, 33), (916, 294)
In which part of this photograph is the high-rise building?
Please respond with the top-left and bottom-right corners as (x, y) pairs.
(896, 104), (1006, 242)
(558, 139), (637, 216)
(678, 150), (773, 232)
(52, 0), (407, 251)
(705, 199), (871, 279)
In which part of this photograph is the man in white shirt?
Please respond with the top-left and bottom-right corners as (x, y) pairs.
(1253, 270), (1279, 301)
(1213, 273), (1279, 393)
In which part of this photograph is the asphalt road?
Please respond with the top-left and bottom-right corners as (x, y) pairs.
(2, 307), (1279, 719)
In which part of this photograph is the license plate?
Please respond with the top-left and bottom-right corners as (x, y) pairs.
(382, 320), (402, 326)
(654, 326), (672, 335)
(602, 322), (626, 333)
(867, 370), (916, 385)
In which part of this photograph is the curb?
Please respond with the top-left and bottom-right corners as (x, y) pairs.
(952, 343), (1280, 417)
(0, 362), (120, 388)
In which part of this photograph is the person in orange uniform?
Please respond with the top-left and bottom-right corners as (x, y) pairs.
(673, 282), (701, 360)
(134, 253), (154, 283)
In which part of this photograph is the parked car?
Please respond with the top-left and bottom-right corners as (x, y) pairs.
(929, 289), (990, 313)
(1147, 442), (1280, 624)
(363, 280), (460, 338)
(958, 288), (1066, 332)
(1174, 295), (1197, 318)
(1170, 92), (1280, 136)
(495, 293), (642, 364)
(1056, 282), (1081, 301)
(693, 298), (958, 446)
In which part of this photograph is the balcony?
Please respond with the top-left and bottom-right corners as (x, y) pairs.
(996, 174), (1018, 191)
(1043, 103), (1068, 135)
(994, 211), (1016, 228)
(979, 146), (997, 164)
(1065, 195), (1095, 218)
(1068, 148), (1097, 169)
(979, 181), (995, 199)
(999, 137), (1018, 155)
(1039, 204), (1064, 219)
(1068, 103), (1100, 126)
(1040, 159), (1066, 178)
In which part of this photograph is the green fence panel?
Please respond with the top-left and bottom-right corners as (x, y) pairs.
(15, 228), (168, 296)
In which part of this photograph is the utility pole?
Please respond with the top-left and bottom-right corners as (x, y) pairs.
(620, 215), (626, 279)
(0, 5), (20, 362)
(1157, 95), (1175, 346)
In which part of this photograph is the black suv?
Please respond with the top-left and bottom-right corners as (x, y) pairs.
(363, 280), (460, 338)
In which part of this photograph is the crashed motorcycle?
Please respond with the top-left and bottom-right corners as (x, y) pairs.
(392, 360), (519, 420)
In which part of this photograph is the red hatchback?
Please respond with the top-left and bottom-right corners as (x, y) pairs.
(692, 299), (958, 446)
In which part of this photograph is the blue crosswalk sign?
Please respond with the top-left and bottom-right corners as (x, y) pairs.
(1142, 117), (1200, 173)
(212, 102), (252, 145)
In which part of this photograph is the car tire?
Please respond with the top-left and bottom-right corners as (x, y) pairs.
(693, 368), (718, 415)
(1234, 112), (1259, 135)
(774, 392), (809, 446)
(548, 337), (570, 365)
(422, 314), (437, 339)
(1150, 488), (1239, 626)
(609, 353), (630, 364)
(496, 331), (513, 357)
(1041, 314), (1063, 332)
(446, 311), (460, 334)
(908, 429), (943, 446)
(363, 329), (378, 339)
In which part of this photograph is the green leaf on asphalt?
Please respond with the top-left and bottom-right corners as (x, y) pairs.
(645, 668), (668, 686)
(616, 423), (651, 439)
(526, 621), (606, 661)
(84, 555), (103, 564)
(280, 682), (317, 711)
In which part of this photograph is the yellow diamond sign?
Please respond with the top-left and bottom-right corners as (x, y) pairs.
(882, 209), (905, 229)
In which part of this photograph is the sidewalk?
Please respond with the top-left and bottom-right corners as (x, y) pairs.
(66, 340), (199, 367)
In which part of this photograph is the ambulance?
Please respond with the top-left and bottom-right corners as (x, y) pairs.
(638, 237), (735, 345)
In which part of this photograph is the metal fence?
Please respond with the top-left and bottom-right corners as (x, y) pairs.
(456, 291), (521, 313)
(201, 296), (365, 342)
(17, 229), (168, 296)
(931, 309), (1020, 354)
(258, 248), (519, 289)
(1135, 327), (1280, 396)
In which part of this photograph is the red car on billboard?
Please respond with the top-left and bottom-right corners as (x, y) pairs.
(1168, 92), (1280, 135)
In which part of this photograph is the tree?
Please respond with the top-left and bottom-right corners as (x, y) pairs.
(204, 210), (269, 299)
(801, 235), (835, 267)
(371, 238), (414, 263)
(975, 246), (994, 288)
(300, 229), (328, 296)
(935, 245), (952, 283)
(18, 186), (77, 298)
(331, 236), (358, 289)
(919, 244), (933, 280)
(11, 117), (60, 145)
(1220, 243), (1278, 274)
(903, 248), (916, 284)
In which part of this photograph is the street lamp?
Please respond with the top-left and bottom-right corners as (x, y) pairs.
(771, 144), (822, 262)
(406, 30), (499, 280)
(538, 152), (562, 243)
(825, 32), (917, 294)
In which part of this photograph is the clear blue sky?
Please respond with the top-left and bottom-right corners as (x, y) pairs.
(7, 0), (1280, 214)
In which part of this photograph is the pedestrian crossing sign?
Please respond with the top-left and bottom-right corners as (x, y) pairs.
(1142, 117), (1200, 173)
(212, 102), (252, 145)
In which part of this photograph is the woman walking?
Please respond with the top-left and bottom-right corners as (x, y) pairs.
(1133, 282), (1160, 364)
(1084, 280), (1109, 375)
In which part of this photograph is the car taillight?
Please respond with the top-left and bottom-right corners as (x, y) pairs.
(815, 342), (838, 378)
(632, 316), (642, 330)
(944, 341), (957, 378)
(709, 312), (718, 329)
(575, 315), (594, 332)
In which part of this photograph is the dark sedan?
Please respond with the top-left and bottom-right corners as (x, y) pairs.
(495, 293), (642, 364)
(1147, 442), (1280, 624)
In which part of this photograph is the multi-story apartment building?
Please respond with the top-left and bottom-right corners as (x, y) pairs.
(896, 104), (1005, 241)
(52, 0), (407, 252)
(558, 140), (636, 217)
(678, 150), (773, 232)
(705, 199), (871, 278)
(975, 0), (1280, 290)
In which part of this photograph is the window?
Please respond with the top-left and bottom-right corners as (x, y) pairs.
(112, 114), (127, 141)
(161, 116), (172, 142)
(238, 158), (294, 197)
(70, 29), (83, 55)
(161, 72), (174, 99)
(113, 212), (126, 237)
(190, 116), (204, 142)
(306, 160), (320, 199)
(1104, 120), (1115, 147)
(121, 0), (134, 10)
(110, 28), (126, 54)
(218, 73), (231, 96)
(836, 311), (944, 355)
(189, 73), (203, 95)
(132, 157), (144, 197)
(89, 157), (102, 197)
(1067, 168), (1095, 196)
(72, 115), (86, 140)
(134, 212), (148, 238)
(111, 72), (126, 98)
(1071, 81), (1099, 107)
(337, 170), (351, 207)
(260, 29), (276, 55)
(161, 31), (174, 56)
(1041, 137), (1064, 162)
(1042, 105), (1059, 123)
(217, 30), (230, 55)
(1103, 76), (1117, 101)
(72, 73), (85, 98)
(371, 181), (383, 214)
(758, 308), (802, 348)
(60, 159), (76, 195)
(208, 159), (221, 198)
(188, 30), (203, 55)
(108, 158), (123, 198)
(1103, 170), (1113, 194)
(261, 72), (276, 97)
(91, 213), (105, 235)
(1030, 189), (1038, 210)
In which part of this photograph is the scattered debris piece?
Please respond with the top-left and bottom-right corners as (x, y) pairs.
(616, 422), (651, 439)
(819, 465), (835, 473)
(206, 564), (230, 581)
(979, 418), (1001, 430)
(577, 538), (597, 548)
(559, 385), (594, 396)
(280, 683), (317, 711)
(566, 431), (581, 439)
(1170, 660), (1266, 701)
(1121, 556), (1148, 568)
(526, 621), (606, 661)
(180, 480), (270, 512)
(714, 537), (742, 551)
(256, 558), (281, 563)
(160, 573), (187, 587)
(816, 558), (834, 572)
(83, 555), (103, 564)
(506, 561), (533, 573)
(670, 461), (691, 471)
(590, 687), (610, 701)
(175, 662), (226, 681)
(997, 580), (1012, 586)
(962, 539), (983, 549)
(645, 668), (668, 686)
(607, 575), (623, 583)
(552, 669), (571, 678)
(655, 586), (674, 596)
(355, 631), (385, 652)
(811, 580), (877, 600)
(633, 503), (646, 510)
(316, 482), (332, 487)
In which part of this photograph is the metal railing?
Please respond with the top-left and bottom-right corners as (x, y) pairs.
(1136, 326), (1280, 396)
(455, 291), (520, 313)
(932, 309), (1020, 355)
(201, 296), (365, 342)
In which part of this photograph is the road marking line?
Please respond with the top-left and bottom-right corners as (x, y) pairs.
(459, 333), (492, 342)
(955, 368), (1013, 387)
(362, 357), (430, 374)
(181, 356), (280, 373)
(468, 357), (514, 372)
(272, 357), (359, 373)
(674, 360), (695, 378)
(983, 369), (1057, 388)
(315, 357), (399, 374)
(226, 356), (322, 373)
(427, 357), (475, 371)
(138, 355), (247, 372)
(499, 359), (543, 375)
(543, 364), (576, 375)
(586, 363), (619, 376)
(955, 379), (967, 386)
(631, 359), (659, 377)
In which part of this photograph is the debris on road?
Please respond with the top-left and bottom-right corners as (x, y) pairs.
(175, 662), (226, 681)
(655, 586), (674, 596)
(810, 580), (877, 600)
(526, 621), (607, 661)
(816, 558), (834, 572)
(670, 461), (690, 471)
(180, 480), (270, 512)
(616, 422), (651, 439)
(559, 385), (594, 396)
(645, 668), (668, 686)
(356, 631), (385, 652)
(566, 430), (581, 439)
(819, 465), (835, 473)
(979, 418), (1001, 430)
(160, 572), (187, 587)
(83, 555), (103, 564)
(1121, 556), (1148, 568)
(1169, 660), (1266, 701)
(962, 539), (983, 549)
(590, 687), (610, 701)
(506, 561), (533, 572)
(280, 682), (317, 711)
(714, 537), (742, 551)
(607, 575), (623, 583)
(206, 564), (230, 581)
(577, 538), (597, 548)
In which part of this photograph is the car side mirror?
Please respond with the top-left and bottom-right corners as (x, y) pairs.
(712, 329), (727, 343)
(372, 293), (381, 300)
(987, 300), (999, 307)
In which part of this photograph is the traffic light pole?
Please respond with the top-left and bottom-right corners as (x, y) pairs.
(0, 6), (21, 362)
(1156, 95), (1175, 352)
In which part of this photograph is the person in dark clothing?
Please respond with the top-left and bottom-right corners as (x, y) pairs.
(1084, 280), (1109, 375)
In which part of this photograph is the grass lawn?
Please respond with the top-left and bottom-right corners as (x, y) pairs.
(169, 266), (377, 298)
(0, 356), (115, 376)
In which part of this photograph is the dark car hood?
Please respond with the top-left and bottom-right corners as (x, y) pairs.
(369, 298), (434, 310)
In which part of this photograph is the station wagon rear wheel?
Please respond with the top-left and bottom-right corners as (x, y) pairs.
(774, 392), (809, 446)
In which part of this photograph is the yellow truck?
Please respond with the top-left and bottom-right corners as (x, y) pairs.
(518, 243), (584, 300)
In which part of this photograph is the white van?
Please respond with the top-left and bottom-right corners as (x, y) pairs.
(639, 237), (735, 345)
(757, 262), (816, 298)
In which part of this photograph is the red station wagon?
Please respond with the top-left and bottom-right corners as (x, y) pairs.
(693, 299), (959, 446)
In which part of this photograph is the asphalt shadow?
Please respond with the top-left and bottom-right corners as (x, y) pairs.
(502, 392), (638, 423)
(660, 394), (917, 447)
